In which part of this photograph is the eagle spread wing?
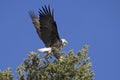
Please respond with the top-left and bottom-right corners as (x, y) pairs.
(39, 5), (60, 47)
(29, 5), (60, 47)
(29, 11), (41, 39)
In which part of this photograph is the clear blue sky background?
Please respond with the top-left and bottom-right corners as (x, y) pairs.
(0, 0), (120, 80)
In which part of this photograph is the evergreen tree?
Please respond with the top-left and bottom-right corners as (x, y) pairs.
(0, 68), (13, 80)
(0, 45), (94, 80)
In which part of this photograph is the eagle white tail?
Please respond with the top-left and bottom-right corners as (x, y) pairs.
(38, 47), (52, 53)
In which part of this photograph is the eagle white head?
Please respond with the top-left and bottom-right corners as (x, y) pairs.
(61, 39), (68, 47)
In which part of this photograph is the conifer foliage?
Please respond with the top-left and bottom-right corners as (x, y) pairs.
(0, 68), (13, 80)
(17, 45), (94, 80)
(0, 45), (94, 80)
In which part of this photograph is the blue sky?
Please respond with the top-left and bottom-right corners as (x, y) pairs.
(0, 0), (120, 80)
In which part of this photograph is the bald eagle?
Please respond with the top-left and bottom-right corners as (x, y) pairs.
(29, 5), (68, 59)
